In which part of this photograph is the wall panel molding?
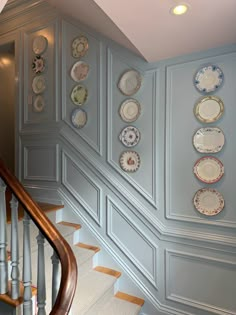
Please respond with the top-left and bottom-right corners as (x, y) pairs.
(165, 249), (236, 315)
(62, 151), (102, 226)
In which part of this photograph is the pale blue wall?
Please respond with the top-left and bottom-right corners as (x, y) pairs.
(1, 1), (235, 314)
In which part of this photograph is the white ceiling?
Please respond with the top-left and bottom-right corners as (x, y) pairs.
(48, 0), (236, 62)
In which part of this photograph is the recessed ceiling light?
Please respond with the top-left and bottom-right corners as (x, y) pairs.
(171, 3), (189, 15)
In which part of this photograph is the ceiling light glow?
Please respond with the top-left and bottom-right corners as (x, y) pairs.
(171, 4), (189, 15)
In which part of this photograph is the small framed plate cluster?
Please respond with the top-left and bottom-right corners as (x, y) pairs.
(31, 35), (48, 113)
(192, 64), (225, 216)
(70, 35), (90, 129)
(117, 69), (143, 173)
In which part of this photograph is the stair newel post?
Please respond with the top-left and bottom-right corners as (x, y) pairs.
(10, 194), (20, 299)
(23, 211), (32, 315)
(37, 231), (46, 315)
(51, 250), (60, 307)
(0, 178), (8, 294)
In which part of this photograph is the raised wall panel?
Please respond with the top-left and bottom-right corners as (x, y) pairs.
(107, 196), (158, 288)
(165, 250), (236, 314)
(61, 20), (102, 156)
(23, 20), (59, 126)
(165, 52), (236, 228)
(23, 143), (59, 181)
(107, 48), (159, 208)
(62, 151), (101, 225)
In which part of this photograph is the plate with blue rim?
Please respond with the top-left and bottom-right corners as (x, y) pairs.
(194, 64), (224, 94)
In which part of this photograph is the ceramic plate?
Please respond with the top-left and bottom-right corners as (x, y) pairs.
(33, 95), (45, 113)
(119, 126), (141, 147)
(119, 99), (141, 122)
(71, 61), (89, 82)
(118, 70), (142, 96)
(32, 75), (46, 94)
(193, 188), (224, 216)
(71, 85), (88, 106)
(193, 127), (225, 153)
(193, 156), (224, 184)
(119, 151), (140, 172)
(72, 35), (89, 58)
(71, 108), (87, 129)
(32, 55), (45, 74)
(32, 35), (48, 54)
(194, 65), (224, 94)
(194, 96), (224, 123)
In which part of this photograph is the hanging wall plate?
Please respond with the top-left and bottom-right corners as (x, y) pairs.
(193, 156), (224, 184)
(70, 60), (90, 82)
(32, 35), (48, 55)
(119, 99), (141, 122)
(71, 108), (87, 129)
(119, 126), (141, 147)
(32, 75), (46, 94)
(193, 188), (224, 216)
(194, 95), (224, 123)
(119, 151), (141, 172)
(71, 85), (88, 106)
(194, 64), (224, 94)
(193, 127), (225, 153)
(32, 55), (45, 74)
(72, 35), (89, 58)
(118, 70), (142, 96)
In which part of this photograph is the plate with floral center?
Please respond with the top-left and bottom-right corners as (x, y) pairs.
(119, 151), (140, 172)
(72, 36), (89, 58)
(193, 188), (224, 216)
(194, 64), (224, 94)
(32, 55), (45, 74)
(71, 61), (89, 82)
(119, 126), (141, 147)
(71, 85), (88, 106)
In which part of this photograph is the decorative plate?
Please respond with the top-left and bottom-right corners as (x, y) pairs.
(193, 156), (224, 184)
(32, 75), (46, 94)
(119, 151), (141, 172)
(194, 95), (224, 123)
(119, 126), (141, 147)
(118, 70), (142, 96)
(119, 99), (141, 122)
(71, 108), (87, 129)
(71, 85), (88, 106)
(194, 65), (224, 94)
(32, 55), (45, 74)
(32, 35), (48, 54)
(193, 188), (224, 216)
(33, 95), (45, 113)
(71, 61), (90, 82)
(72, 35), (89, 58)
(193, 127), (225, 153)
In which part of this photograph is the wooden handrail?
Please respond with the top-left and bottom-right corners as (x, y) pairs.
(0, 158), (77, 314)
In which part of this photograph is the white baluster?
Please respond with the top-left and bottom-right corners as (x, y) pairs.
(23, 212), (32, 315)
(10, 195), (20, 299)
(51, 251), (60, 307)
(0, 178), (8, 294)
(37, 231), (46, 315)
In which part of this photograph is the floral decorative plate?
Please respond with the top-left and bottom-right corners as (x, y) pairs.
(32, 55), (45, 74)
(118, 70), (142, 96)
(71, 108), (87, 129)
(71, 85), (88, 106)
(194, 95), (224, 123)
(193, 188), (224, 216)
(71, 61), (89, 82)
(119, 126), (141, 147)
(33, 95), (45, 113)
(119, 99), (141, 122)
(32, 75), (46, 94)
(193, 127), (225, 153)
(32, 35), (48, 54)
(72, 35), (89, 58)
(193, 156), (224, 184)
(194, 65), (224, 94)
(119, 151), (140, 172)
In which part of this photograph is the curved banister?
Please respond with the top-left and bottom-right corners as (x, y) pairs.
(0, 158), (77, 314)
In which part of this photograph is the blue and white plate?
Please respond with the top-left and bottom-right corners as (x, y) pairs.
(194, 65), (224, 94)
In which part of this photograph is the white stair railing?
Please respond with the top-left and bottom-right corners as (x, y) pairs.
(37, 231), (46, 315)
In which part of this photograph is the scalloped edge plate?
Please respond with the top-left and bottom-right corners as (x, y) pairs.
(119, 151), (141, 172)
(194, 65), (224, 94)
(118, 70), (142, 96)
(119, 126), (141, 147)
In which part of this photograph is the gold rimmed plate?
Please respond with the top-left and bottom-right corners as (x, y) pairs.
(194, 96), (224, 123)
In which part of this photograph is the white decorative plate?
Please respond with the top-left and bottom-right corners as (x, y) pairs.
(119, 151), (140, 172)
(32, 55), (45, 74)
(194, 96), (224, 123)
(72, 36), (89, 58)
(71, 61), (89, 82)
(71, 85), (88, 106)
(32, 35), (48, 54)
(119, 126), (141, 147)
(71, 108), (87, 129)
(193, 127), (225, 153)
(119, 99), (141, 122)
(33, 95), (45, 113)
(194, 65), (224, 94)
(32, 75), (46, 94)
(193, 156), (224, 184)
(193, 188), (224, 216)
(118, 70), (142, 96)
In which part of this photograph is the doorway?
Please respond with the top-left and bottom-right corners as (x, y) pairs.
(0, 41), (15, 173)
